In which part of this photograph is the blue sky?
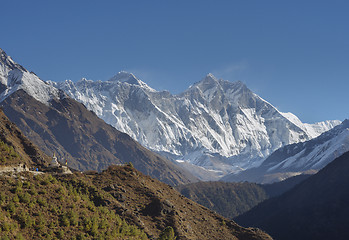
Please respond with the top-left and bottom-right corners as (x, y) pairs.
(2, 0), (348, 123)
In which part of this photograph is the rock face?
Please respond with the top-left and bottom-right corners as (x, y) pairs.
(0, 48), (197, 186)
(235, 151), (349, 240)
(223, 120), (349, 183)
(53, 70), (340, 179)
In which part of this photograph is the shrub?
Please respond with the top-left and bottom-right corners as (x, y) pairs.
(68, 210), (79, 226)
(60, 213), (70, 227)
(76, 233), (86, 240)
(34, 214), (46, 230)
(1, 221), (11, 232)
(6, 202), (16, 213)
(17, 211), (34, 229)
(15, 233), (25, 240)
(38, 189), (47, 195)
(0, 156), (6, 163)
(23, 181), (31, 188)
(28, 185), (37, 196)
(0, 192), (7, 204)
(158, 226), (176, 240)
(37, 197), (47, 207)
(19, 192), (31, 204)
(56, 229), (65, 239)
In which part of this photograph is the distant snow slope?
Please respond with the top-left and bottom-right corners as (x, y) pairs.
(223, 120), (349, 183)
(53, 71), (340, 180)
(280, 112), (340, 138)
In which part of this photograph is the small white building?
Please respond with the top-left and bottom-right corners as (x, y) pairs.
(49, 153), (60, 168)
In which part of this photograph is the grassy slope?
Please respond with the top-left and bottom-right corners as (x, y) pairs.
(0, 172), (148, 240)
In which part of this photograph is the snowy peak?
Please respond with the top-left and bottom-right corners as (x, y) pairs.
(191, 73), (219, 91)
(203, 73), (218, 83)
(108, 71), (154, 91)
(109, 71), (138, 83)
(0, 48), (26, 72)
(192, 74), (248, 94)
(186, 73), (250, 105)
(0, 49), (63, 105)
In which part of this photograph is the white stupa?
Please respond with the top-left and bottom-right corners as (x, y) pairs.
(49, 153), (60, 167)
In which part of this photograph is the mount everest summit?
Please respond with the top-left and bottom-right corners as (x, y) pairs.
(52, 71), (340, 180)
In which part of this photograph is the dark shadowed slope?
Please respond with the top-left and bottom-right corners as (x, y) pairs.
(0, 108), (50, 168)
(176, 181), (268, 219)
(236, 151), (349, 240)
(175, 174), (311, 220)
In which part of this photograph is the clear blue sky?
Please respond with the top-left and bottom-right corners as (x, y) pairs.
(2, 0), (348, 123)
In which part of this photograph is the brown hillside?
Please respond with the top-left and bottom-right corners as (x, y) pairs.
(87, 165), (272, 240)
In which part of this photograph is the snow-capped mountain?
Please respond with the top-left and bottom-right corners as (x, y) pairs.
(223, 119), (349, 183)
(0, 48), (64, 104)
(0, 48), (198, 185)
(53, 71), (340, 180)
